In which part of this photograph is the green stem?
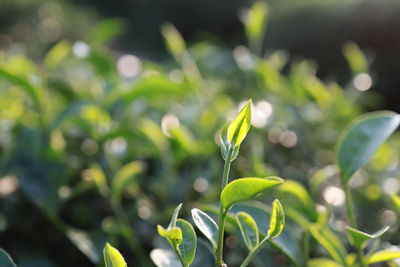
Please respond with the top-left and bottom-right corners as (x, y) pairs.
(174, 246), (188, 267)
(216, 146), (234, 266)
(240, 235), (270, 267)
(342, 180), (367, 267)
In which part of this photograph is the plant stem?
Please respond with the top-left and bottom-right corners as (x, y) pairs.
(240, 235), (270, 267)
(216, 146), (234, 266)
(342, 180), (367, 267)
(174, 246), (188, 267)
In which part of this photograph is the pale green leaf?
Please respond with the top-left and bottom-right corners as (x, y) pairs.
(221, 177), (283, 210)
(0, 249), (17, 267)
(103, 243), (127, 267)
(245, 1), (268, 52)
(390, 194), (400, 212)
(308, 258), (341, 267)
(366, 249), (400, 264)
(157, 225), (183, 248)
(111, 161), (144, 204)
(176, 219), (197, 266)
(335, 111), (400, 181)
(219, 123), (240, 162)
(227, 100), (252, 146)
(161, 23), (186, 62)
(346, 226), (390, 249)
(342, 42), (368, 74)
(237, 212), (259, 250)
(45, 40), (71, 68)
(267, 199), (285, 239)
(191, 208), (218, 249)
(169, 203), (183, 229)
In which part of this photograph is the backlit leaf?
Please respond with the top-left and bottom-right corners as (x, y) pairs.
(176, 219), (197, 266)
(103, 243), (127, 267)
(366, 249), (400, 264)
(157, 225), (183, 248)
(219, 123), (240, 162)
(221, 177), (283, 210)
(191, 208), (218, 249)
(227, 100), (252, 146)
(237, 212), (259, 250)
(346, 226), (389, 249)
(267, 199), (285, 239)
(335, 111), (400, 181)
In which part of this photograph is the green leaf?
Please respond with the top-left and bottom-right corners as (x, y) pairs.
(390, 194), (400, 212)
(346, 226), (390, 249)
(103, 243), (127, 267)
(158, 204), (184, 249)
(111, 161), (144, 204)
(0, 249), (17, 267)
(342, 42), (368, 74)
(45, 40), (71, 68)
(157, 225), (183, 248)
(161, 23), (186, 62)
(245, 1), (268, 52)
(191, 208), (218, 249)
(227, 100), (252, 146)
(90, 18), (125, 45)
(176, 219), (197, 266)
(219, 123), (240, 162)
(169, 203), (183, 229)
(267, 199), (285, 239)
(308, 258), (341, 267)
(221, 177), (283, 210)
(237, 212), (259, 250)
(335, 111), (400, 181)
(366, 249), (400, 264)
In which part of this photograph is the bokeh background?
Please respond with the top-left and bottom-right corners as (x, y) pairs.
(0, 0), (400, 266)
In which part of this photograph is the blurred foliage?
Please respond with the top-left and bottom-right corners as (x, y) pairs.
(0, 1), (400, 266)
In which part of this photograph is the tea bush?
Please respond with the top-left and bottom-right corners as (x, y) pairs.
(0, 1), (400, 266)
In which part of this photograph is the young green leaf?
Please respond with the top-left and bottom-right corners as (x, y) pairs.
(221, 177), (283, 210)
(335, 111), (400, 182)
(267, 199), (285, 239)
(158, 203), (184, 248)
(191, 208), (218, 249)
(237, 212), (259, 250)
(157, 225), (183, 248)
(103, 243), (128, 267)
(227, 100), (252, 146)
(169, 203), (183, 229)
(0, 249), (17, 267)
(219, 123), (240, 162)
(176, 219), (197, 266)
(346, 226), (390, 249)
(365, 249), (400, 264)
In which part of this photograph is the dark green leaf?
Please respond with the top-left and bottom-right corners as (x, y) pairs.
(346, 226), (389, 249)
(177, 219), (197, 266)
(335, 111), (400, 181)
(0, 249), (17, 267)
